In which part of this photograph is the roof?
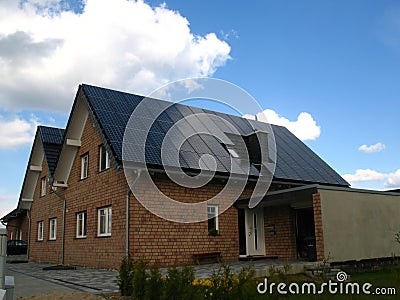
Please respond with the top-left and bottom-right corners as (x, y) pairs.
(0, 208), (26, 223)
(38, 126), (65, 176)
(80, 84), (349, 187)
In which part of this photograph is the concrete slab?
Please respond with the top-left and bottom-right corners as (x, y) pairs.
(6, 270), (76, 299)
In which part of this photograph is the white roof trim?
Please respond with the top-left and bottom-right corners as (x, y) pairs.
(66, 139), (82, 147)
(29, 165), (42, 172)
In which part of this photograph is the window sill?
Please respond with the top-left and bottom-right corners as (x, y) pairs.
(74, 236), (87, 239)
(37, 239), (43, 242)
(79, 177), (88, 181)
(98, 167), (110, 174)
(96, 234), (111, 238)
(48, 239), (57, 241)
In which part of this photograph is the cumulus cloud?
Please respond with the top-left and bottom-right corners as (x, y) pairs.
(0, 114), (38, 148)
(358, 142), (386, 153)
(342, 168), (400, 188)
(0, 0), (231, 113)
(244, 109), (321, 141)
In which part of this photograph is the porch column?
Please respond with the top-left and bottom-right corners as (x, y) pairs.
(312, 193), (325, 261)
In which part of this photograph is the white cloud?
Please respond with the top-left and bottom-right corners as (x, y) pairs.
(0, 114), (38, 148)
(0, 191), (18, 221)
(244, 109), (321, 141)
(0, 0), (231, 113)
(342, 168), (400, 189)
(385, 169), (400, 188)
(358, 142), (386, 153)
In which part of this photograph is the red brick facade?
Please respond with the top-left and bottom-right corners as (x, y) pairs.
(6, 213), (29, 242)
(312, 193), (325, 261)
(263, 205), (297, 259)
(28, 115), (242, 268)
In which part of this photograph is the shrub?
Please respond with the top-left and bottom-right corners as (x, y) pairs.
(232, 263), (257, 300)
(133, 258), (148, 300)
(163, 265), (197, 300)
(146, 265), (163, 300)
(208, 263), (235, 300)
(117, 255), (134, 296)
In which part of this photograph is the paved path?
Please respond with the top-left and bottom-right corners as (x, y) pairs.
(6, 259), (315, 298)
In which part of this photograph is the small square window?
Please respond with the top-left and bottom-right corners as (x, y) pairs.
(41, 177), (46, 196)
(99, 145), (110, 171)
(81, 153), (89, 179)
(37, 221), (44, 241)
(49, 218), (57, 240)
(76, 211), (87, 238)
(98, 206), (112, 236)
(207, 204), (219, 235)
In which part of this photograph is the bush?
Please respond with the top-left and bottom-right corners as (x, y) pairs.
(232, 263), (257, 300)
(146, 265), (163, 300)
(132, 258), (148, 300)
(163, 265), (197, 300)
(117, 255), (134, 296)
(208, 263), (235, 300)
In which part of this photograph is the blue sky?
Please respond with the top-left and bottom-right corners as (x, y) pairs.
(1, 0), (400, 218)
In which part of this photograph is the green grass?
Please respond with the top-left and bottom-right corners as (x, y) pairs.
(255, 267), (400, 299)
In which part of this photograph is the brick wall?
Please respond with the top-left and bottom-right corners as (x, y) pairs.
(27, 114), (244, 269)
(263, 205), (297, 259)
(29, 158), (64, 264)
(312, 193), (324, 261)
(6, 213), (29, 242)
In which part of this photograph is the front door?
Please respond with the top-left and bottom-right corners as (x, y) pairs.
(245, 208), (265, 256)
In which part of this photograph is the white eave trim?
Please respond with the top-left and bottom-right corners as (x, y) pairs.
(66, 139), (82, 147)
(29, 165), (42, 172)
(21, 198), (34, 202)
(53, 182), (68, 188)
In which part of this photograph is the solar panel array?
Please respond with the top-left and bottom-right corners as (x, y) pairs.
(38, 126), (65, 176)
(82, 84), (349, 186)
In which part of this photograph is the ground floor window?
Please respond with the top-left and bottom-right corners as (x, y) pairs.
(49, 218), (57, 240)
(98, 206), (112, 236)
(207, 204), (219, 235)
(76, 211), (87, 238)
(37, 221), (44, 241)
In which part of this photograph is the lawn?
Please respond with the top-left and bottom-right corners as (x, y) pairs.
(258, 267), (400, 299)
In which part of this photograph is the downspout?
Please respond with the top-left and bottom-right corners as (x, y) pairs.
(27, 210), (31, 258)
(49, 180), (66, 265)
(126, 169), (141, 258)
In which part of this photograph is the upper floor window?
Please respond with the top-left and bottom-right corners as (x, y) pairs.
(99, 145), (110, 171)
(37, 221), (44, 241)
(98, 206), (112, 237)
(208, 204), (219, 235)
(81, 153), (89, 179)
(41, 176), (46, 196)
(49, 218), (57, 240)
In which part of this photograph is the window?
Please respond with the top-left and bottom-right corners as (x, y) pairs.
(41, 176), (46, 196)
(49, 218), (57, 240)
(81, 153), (89, 179)
(37, 221), (44, 241)
(207, 204), (219, 235)
(99, 145), (110, 171)
(98, 206), (112, 236)
(76, 211), (87, 238)
(16, 228), (22, 240)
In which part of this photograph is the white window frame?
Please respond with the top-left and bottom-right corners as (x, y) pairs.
(76, 211), (87, 238)
(207, 204), (219, 231)
(99, 145), (110, 171)
(41, 177), (46, 196)
(81, 153), (89, 179)
(38, 221), (44, 241)
(49, 218), (57, 240)
(16, 228), (22, 240)
(98, 206), (112, 237)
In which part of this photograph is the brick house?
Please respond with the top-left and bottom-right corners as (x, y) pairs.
(2, 84), (400, 268)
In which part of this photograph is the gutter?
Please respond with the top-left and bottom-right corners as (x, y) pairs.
(126, 169), (142, 258)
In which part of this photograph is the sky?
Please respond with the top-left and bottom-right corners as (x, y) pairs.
(1, 0), (400, 219)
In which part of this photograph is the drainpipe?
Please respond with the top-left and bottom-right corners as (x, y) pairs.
(49, 180), (66, 266)
(27, 210), (31, 258)
(126, 169), (141, 258)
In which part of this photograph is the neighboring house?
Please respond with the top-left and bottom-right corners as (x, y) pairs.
(2, 84), (400, 268)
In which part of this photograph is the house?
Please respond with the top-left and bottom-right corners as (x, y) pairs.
(2, 84), (400, 268)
